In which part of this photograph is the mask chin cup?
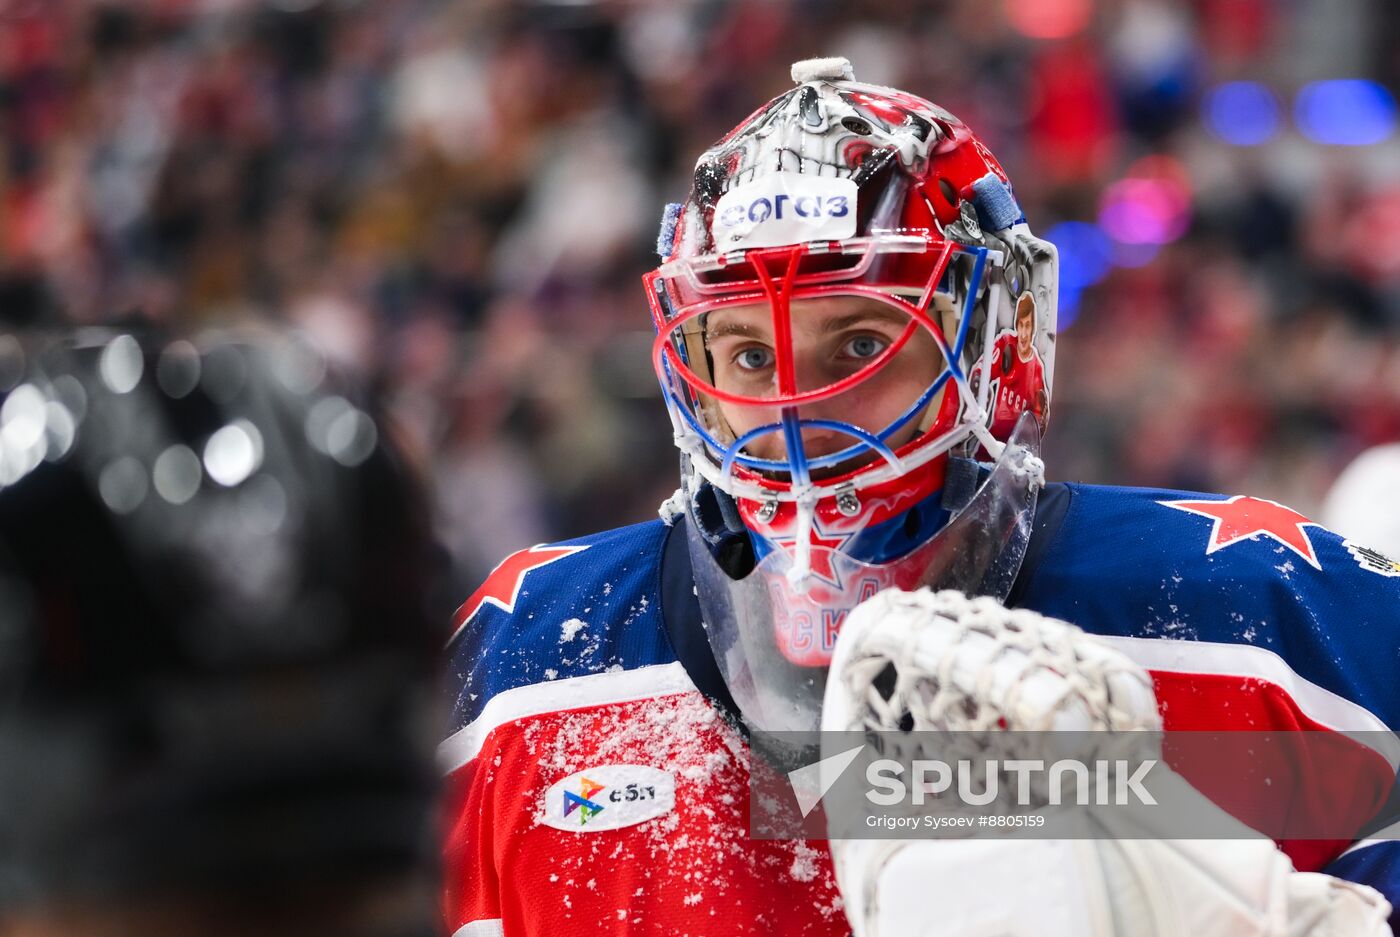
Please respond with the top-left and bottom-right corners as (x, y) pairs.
(684, 412), (1043, 733)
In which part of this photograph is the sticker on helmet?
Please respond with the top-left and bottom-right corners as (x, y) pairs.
(968, 290), (1049, 441)
(712, 172), (859, 251)
(539, 764), (676, 833)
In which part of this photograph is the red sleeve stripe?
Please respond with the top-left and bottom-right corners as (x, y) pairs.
(1099, 634), (1400, 767)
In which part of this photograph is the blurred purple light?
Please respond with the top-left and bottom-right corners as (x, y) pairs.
(1296, 81), (1397, 146)
(1202, 82), (1281, 146)
(1098, 177), (1191, 245)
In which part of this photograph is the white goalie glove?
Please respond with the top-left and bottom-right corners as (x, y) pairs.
(821, 588), (1392, 937)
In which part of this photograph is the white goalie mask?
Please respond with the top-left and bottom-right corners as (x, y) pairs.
(645, 59), (1055, 730)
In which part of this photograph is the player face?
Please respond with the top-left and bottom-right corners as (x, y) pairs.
(705, 295), (942, 465)
(1016, 305), (1034, 355)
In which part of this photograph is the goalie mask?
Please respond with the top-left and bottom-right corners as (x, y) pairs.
(646, 58), (1058, 731)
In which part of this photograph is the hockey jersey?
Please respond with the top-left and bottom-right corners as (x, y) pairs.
(442, 482), (1400, 936)
(979, 331), (1047, 441)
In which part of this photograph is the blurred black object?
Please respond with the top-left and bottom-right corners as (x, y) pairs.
(0, 270), (60, 329)
(0, 327), (444, 935)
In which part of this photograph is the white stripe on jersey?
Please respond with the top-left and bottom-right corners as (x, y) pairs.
(439, 662), (698, 773)
(1100, 634), (1400, 768)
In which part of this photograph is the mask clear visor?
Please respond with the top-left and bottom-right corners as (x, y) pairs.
(685, 414), (1043, 732)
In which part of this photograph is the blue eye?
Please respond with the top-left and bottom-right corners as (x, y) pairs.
(735, 347), (774, 371)
(843, 335), (886, 359)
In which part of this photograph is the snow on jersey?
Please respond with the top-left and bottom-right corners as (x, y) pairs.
(444, 484), (1400, 935)
(441, 521), (847, 936)
(1012, 485), (1400, 879)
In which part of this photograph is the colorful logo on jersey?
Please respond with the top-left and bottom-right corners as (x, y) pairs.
(561, 776), (607, 826)
(450, 543), (590, 642)
(1159, 495), (1322, 570)
(1343, 540), (1400, 578)
(540, 765), (677, 833)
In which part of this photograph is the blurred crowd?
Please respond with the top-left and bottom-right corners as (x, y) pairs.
(2, 0), (1399, 590)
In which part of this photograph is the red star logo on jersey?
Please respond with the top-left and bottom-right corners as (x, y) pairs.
(1159, 495), (1322, 570)
(772, 524), (854, 589)
(450, 544), (590, 640)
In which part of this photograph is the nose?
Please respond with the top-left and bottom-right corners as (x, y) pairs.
(733, 405), (857, 462)
(733, 347), (886, 462)
(797, 426), (846, 457)
(791, 353), (845, 396)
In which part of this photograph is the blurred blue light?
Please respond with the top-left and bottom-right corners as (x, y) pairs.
(1057, 283), (1084, 329)
(1295, 80), (1397, 146)
(1044, 221), (1112, 330)
(1202, 82), (1280, 146)
(1045, 222), (1113, 288)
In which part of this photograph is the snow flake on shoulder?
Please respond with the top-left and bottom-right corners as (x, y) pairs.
(446, 520), (681, 731)
(1017, 483), (1400, 731)
(451, 544), (591, 641)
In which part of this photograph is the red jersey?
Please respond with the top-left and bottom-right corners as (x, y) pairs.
(983, 331), (1046, 439)
(443, 486), (1400, 935)
(442, 522), (848, 936)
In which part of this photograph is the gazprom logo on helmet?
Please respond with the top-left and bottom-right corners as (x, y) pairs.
(718, 193), (849, 227)
(713, 172), (859, 251)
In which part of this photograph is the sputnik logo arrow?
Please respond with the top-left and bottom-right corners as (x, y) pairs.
(788, 745), (865, 818)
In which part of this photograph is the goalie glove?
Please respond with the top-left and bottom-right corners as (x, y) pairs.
(821, 588), (1392, 937)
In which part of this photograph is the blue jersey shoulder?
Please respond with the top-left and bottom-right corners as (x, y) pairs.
(1325, 842), (1400, 932)
(1018, 482), (1400, 726)
(446, 519), (678, 731)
